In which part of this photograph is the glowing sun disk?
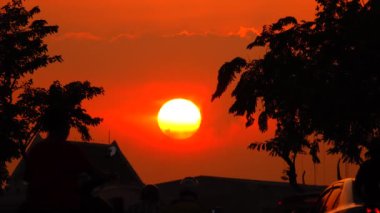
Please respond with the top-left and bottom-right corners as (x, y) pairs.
(157, 98), (201, 139)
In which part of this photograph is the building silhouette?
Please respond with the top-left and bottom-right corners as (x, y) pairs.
(0, 135), (143, 212)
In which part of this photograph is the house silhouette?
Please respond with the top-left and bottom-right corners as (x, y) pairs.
(0, 135), (144, 212)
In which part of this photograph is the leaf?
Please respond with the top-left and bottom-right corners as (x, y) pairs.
(211, 57), (247, 101)
(258, 111), (268, 132)
(245, 115), (254, 127)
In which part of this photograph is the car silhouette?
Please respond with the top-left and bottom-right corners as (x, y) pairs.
(313, 178), (380, 213)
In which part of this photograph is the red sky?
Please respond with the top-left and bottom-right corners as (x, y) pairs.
(14, 0), (357, 185)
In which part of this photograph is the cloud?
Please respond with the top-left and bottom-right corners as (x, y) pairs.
(176, 30), (198, 37)
(163, 30), (210, 38)
(54, 28), (259, 43)
(164, 27), (260, 39)
(57, 32), (137, 42)
(110, 33), (137, 42)
(227, 26), (261, 38)
(57, 32), (103, 41)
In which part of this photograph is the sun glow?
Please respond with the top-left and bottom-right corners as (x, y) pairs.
(157, 98), (201, 139)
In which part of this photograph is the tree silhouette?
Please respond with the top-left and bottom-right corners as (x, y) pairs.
(18, 81), (104, 142)
(0, 0), (61, 190)
(212, 0), (380, 187)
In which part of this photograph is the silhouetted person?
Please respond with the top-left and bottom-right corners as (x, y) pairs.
(127, 184), (162, 213)
(21, 98), (111, 212)
(162, 177), (207, 213)
(354, 139), (380, 207)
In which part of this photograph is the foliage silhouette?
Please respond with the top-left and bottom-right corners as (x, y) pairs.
(0, 0), (61, 190)
(18, 80), (104, 142)
(212, 0), (380, 188)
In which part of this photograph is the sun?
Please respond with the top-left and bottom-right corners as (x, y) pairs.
(157, 98), (201, 139)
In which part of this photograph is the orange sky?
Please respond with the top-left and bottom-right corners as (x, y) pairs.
(14, 0), (357, 185)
